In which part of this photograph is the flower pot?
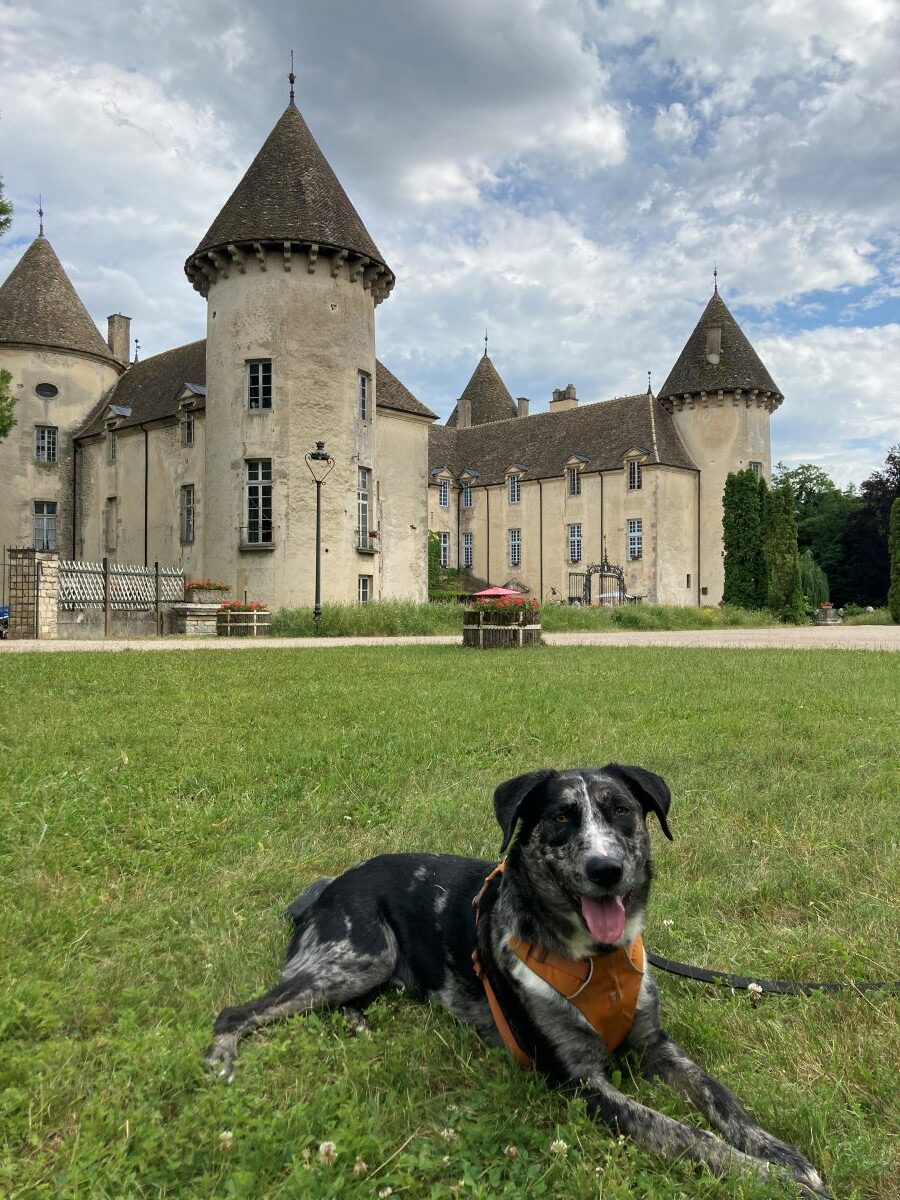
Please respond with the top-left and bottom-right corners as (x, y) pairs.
(216, 609), (271, 637)
(185, 587), (229, 604)
(462, 608), (541, 649)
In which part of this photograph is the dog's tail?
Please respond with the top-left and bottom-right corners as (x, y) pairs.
(284, 877), (336, 925)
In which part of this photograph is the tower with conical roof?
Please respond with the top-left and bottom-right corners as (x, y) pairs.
(184, 91), (395, 607)
(445, 350), (517, 429)
(0, 233), (125, 556)
(657, 286), (783, 604)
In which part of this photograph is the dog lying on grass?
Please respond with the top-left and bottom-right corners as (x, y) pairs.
(208, 765), (829, 1196)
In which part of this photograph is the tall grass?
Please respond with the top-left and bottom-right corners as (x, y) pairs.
(272, 601), (779, 637)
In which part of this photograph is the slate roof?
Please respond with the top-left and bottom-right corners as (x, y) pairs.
(658, 291), (782, 402)
(76, 340), (432, 432)
(187, 103), (388, 272)
(0, 236), (119, 363)
(446, 353), (518, 427)
(376, 360), (437, 419)
(429, 393), (697, 484)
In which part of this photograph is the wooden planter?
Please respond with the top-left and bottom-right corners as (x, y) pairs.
(463, 608), (542, 649)
(185, 587), (229, 604)
(216, 609), (271, 637)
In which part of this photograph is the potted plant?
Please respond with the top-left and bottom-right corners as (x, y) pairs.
(216, 600), (271, 637)
(184, 578), (230, 604)
(463, 596), (541, 648)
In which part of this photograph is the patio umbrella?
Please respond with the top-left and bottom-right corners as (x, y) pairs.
(471, 586), (520, 598)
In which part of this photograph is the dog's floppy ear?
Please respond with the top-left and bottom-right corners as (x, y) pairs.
(494, 769), (557, 853)
(605, 763), (673, 841)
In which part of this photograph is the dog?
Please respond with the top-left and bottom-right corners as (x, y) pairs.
(208, 765), (829, 1196)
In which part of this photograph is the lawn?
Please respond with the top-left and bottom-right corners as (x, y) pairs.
(1, 646), (897, 1199)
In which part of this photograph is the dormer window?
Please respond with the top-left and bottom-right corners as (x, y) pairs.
(508, 475), (520, 504)
(247, 359), (272, 410)
(461, 481), (473, 508)
(705, 326), (721, 365)
(438, 478), (449, 508)
(181, 410), (195, 447)
(566, 466), (581, 497)
(628, 460), (643, 491)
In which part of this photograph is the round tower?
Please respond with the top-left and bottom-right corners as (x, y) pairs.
(657, 287), (782, 605)
(184, 95), (394, 609)
(0, 234), (124, 557)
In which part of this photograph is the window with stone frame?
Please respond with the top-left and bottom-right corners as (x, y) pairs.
(438, 478), (449, 508)
(244, 459), (273, 544)
(107, 428), (117, 464)
(33, 501), (57, 551)
(247, 359), (272, 410)
(508, 527), (521, 567)
(628, 460), (643, 491)
(180, 484), (195, 544)
(358, 371), (371, 421)
(508, 474), (521, 504)
(567, 466), (581, 496)
(357, 467), (374, 550)
(181, 410), (195, 447)
(461, 481), (473, 508)
(627, 517), (643, 560)
(358, 574), (373, 603)
(463, 531), (473, 568)
(749, 461), (762, 478)
(438, 531), (450, 568)
(34, 425), (58, 464)
(568, 522), (582, 563)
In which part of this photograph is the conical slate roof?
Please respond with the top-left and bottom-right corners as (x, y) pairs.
(188, 103), (388, 271)
(446, 353), (518, 427)
(658, 291), (782, 403)
(0, 236), (118, 363)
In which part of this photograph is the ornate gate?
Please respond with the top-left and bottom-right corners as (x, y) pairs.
(568, 554), (628, 606)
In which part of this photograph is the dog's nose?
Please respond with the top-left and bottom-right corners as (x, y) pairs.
(585, 855), (624, 887)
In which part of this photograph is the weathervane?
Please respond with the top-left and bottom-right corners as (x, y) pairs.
(647, 369), (652, 395)
(289, 49), (296, 104)
(713, 260), (718, 294)
(483, 329), (488, 357)
(134, 337), (141, 363)
(38, 194), (44, 237)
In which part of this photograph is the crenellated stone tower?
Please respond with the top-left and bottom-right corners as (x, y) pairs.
(184, 95), (395, 608)
(657, 287), (783, 605)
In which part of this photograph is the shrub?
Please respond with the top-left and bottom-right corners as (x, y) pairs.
(889, 497), (900, 623)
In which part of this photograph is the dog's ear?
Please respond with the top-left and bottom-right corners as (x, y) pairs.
(605, 763), (673, 841)
(493, 769), (557, 853)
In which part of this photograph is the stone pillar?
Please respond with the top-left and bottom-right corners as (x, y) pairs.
(7, 549), (59, 639)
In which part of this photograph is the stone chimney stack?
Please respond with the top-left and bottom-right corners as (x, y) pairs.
(457, 395), (472, 429)
(517, 396), (530, 418)
(549, 384), (578, 413)
(107, 314), (132, 364)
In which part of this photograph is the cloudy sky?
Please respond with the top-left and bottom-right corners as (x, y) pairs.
(2, 0), (898, 486)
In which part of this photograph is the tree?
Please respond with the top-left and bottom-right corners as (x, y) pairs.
(722, 469), (764, 608)
(762, 481), (806, 622)
(889, 497), (900, 623)
(0, 367), (16, 440)
(772, 462), (840, 521)
(0, 175), (11, 239)
(798, 548), (829, 607)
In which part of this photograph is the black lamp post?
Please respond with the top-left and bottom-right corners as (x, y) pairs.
(304, 441), (335, 622)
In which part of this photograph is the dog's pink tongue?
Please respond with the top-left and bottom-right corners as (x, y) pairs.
(580, 895), (626, 943)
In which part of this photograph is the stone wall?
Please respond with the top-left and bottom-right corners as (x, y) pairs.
(7, 548), (58, 639)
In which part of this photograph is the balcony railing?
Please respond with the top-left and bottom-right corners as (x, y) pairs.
(355, 529), (377, 553)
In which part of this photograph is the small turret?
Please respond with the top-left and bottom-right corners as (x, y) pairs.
(446, 352), (517, 428)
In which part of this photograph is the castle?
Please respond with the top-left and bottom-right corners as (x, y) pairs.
(0, 92), (783, 610)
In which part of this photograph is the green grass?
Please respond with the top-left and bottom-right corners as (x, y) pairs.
(841, 608), (895, 625)
(1, 646), (898, 1199)
(271, 601), (778, 637)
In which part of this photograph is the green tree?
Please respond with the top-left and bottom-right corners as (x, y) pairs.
(722, 469), (764, 608)
(427, 531), (441, 594)
(0, 175), (11, 238)
(798, 548), (829, 607)
(754, 474), (769, 609)
(762, 481), (806, 622)
(0, 367), (16, 440)
(773, 462), (840, 520)
(889, 497), (900, 623)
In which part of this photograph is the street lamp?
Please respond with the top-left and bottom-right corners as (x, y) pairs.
(304, 441), (335, 622)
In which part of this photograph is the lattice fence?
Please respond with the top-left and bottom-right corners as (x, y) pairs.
(58, 559), (184, 610)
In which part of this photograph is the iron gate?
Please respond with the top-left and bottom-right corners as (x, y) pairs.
(568, 555), (628, 606)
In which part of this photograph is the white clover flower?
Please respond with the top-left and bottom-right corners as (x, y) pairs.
(549, 1138), (569, 1154)
(747, 981), (764, 1005)
(662, 918), (674, 928)
(218, 1130), (234, 1149)
(505, 1144), (519, 1160)
(317, 1140), (337, 1165)
(378, 1188), (393, 1198)
(353, 1158), (368, 1177)
(440, 1126), (459, 1142)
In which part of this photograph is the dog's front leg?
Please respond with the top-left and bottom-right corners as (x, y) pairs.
(637, 1029), (830, 1198)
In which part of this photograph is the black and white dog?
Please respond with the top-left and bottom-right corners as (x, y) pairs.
(209, 765), (829, 1196)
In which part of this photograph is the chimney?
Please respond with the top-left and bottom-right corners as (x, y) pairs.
(457, 395), (472, 429)
(549, 384), (578, 413)
(517, 396), (530, 418)
(107, 314), (132, 364)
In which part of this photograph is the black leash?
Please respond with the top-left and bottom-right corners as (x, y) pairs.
(646, 951), (900, 996)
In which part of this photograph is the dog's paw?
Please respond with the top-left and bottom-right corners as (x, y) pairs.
(342, 1007), (373, 1039)
(793, 1170), (831, 1200)
(206, 1035), (238, 1084)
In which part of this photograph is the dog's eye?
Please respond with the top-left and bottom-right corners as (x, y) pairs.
(614, 805), (630, 816)
(553, 808), (575, 824)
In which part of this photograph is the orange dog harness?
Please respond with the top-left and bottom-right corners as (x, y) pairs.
(472, 863), (645, 1068)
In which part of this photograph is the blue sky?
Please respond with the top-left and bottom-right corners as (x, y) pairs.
(1, 0), (898, 486)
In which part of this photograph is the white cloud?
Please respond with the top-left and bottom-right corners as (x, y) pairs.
(652, 102), (697, 146)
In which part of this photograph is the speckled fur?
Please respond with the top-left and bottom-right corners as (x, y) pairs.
(207, 766), (828, 1197)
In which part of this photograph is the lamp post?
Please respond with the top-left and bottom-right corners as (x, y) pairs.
(304, 441), (335, 622)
